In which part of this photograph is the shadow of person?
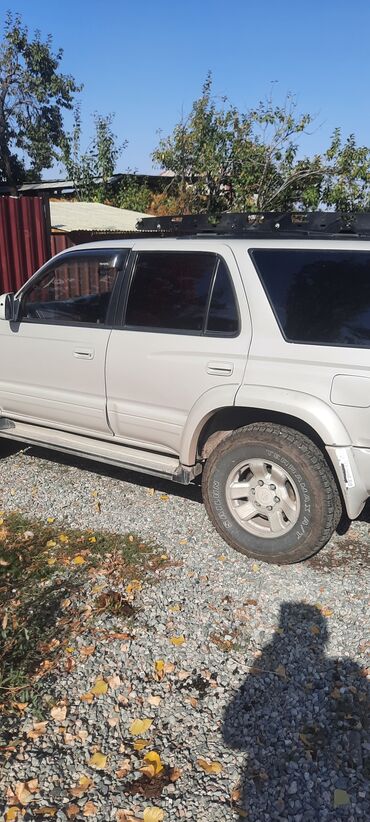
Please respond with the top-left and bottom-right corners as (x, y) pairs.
(223, 602), (369, 820)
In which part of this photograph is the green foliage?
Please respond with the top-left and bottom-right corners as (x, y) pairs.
(0, 11), (80, 186)
(62, 106), (126, 201)
(114, 174), (152, 212)
(153, 75), (370, 214)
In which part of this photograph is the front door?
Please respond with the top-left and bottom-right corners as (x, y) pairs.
(106, 242), (251, 455)
(0, 249), (125, 435)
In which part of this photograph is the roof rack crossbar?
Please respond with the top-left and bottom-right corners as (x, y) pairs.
(136, 211), (370, 239)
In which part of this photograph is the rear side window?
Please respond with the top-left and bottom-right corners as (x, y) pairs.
(207, 259), (239, 334)
(125, 251), (217, 332)
(251, 249), (370, 347)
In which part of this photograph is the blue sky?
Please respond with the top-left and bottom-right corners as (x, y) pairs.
(3, 0), (370, 175)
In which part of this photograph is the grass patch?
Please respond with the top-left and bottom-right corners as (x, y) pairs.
(0, 511), (160, 712)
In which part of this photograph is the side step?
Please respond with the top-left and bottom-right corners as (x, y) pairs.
(0, 419), (196, 484)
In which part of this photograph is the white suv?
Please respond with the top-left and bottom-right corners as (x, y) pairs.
(1, 212), (369, 564)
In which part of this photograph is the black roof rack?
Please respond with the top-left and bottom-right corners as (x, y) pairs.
(136, 211), (370, 240)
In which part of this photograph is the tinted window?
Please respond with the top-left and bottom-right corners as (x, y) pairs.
(252, 249), (370, 347)
(125, 251), (217, 331)
(22, 252), (123, 325)
(207, 259), (239, 333)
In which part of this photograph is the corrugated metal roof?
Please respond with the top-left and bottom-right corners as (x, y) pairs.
(50, 201), (148, 232)
(0, 196), (50, 292)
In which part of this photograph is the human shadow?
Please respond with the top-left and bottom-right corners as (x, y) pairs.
(223, 603), (369, 820)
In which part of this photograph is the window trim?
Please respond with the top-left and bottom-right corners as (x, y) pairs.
(249, 247), (370, 349)
(18, 248), (129, 329)
(119, 249), (241, 337)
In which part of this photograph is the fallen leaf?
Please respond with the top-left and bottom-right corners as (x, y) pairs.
(91, 678), (108, 696)
(160, 494), (169, 501)
(169, 767), (182, 782)
(217, 554), (227, 561)
(147, 695), (161, 706)
(126, 580), (142, 595)
(129, 718), (153, 736)
(148, 488), (155, 496)
(83, 801), (98, 816)
(50, 703), (67, 721)
(70, 775), (94, 798)
(143, 808), (165, 822)
(321, 606), (333, 617)
(168, 603), (181, 612)
(59, 534), (69, 543)
(46, 540), (57, 548)
(27, 721), (48, 739)
(27, 779), (39, 793)
(133, 739), (147, 751)
(66, 805), (80, 820)
(13, 702), (28, 712)
(115, 758), (132, 778)
(80, 645), (96, 657)
(72, 554), (86, 565)
(107, 674), (121, 689)
(47, 517), (55, 523)
(333, 788), (350, 808)
(310, 624), (320, 635)
(116, 812), (142, 822)
(5, 809), (19, 822)
(252, 563), (260, 572)
(81, 691), (94, 703)
(140, 751), (164, 778)
(33, 809), (57, 818)
(170, 635), (185, 646)
(197, 757), (223, 774)
(275, 664), (287, 678)
(14, 781), (33, 806)
(89, 752), (107, 770)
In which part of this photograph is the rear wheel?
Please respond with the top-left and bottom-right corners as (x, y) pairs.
(202, 422), (341, 564)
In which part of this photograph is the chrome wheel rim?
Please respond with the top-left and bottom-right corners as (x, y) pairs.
(225, 458), (300, 539)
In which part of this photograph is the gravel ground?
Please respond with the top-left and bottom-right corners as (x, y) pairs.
(1, 441), (369, 822)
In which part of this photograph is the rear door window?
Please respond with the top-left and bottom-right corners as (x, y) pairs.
(251, 249), (370, 347)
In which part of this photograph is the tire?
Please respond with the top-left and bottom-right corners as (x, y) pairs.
(202, 422), (341, 565)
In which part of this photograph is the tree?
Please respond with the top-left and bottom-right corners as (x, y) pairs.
(0, 11), (80, 187)
(62, 107), (126, 202)
(152, 76), (324, 214)
(321, 128), (370, 211)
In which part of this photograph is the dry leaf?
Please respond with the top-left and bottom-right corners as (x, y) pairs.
(169, 767), (182, 782)
(89, 752), (107, 770)
(80, 645), (96, 657)
(333, 788), (350, 808)
(147, 695), (161, 706)
(81, 691), (94, 703)
(83, 801), (97, 817)
(160, 494), (169, 501)
(143, 808), (165, 822)
(126, 580), (142, 595)
(91, 678), (108, 696)
(14, 781), (33, 806)
(140, 751), (164, 778)
(310, 624), (320, 635)
(133, 739), (147, 751)
(59, 534), (69, 543)
(72, 554), (86, 565)
(275, 664), (287, 678)
(46, 540), (57, 548)
(5, 809), (20, 822)
(50, 703), (67, 721)
(129, 718), (153, 736)
(70, 775), (93, 798)
(33, 809), (57, 818)
(47, 517), (55, 523)
(66, 805), (80, 820)
(197, 757), (223, 774)
(116, 812), (142, 822)
(107, 674), (121, 689)
(148, 488), (155, 496)
(115, 758), (132, 778)
(252, 563), (260, 572)
(27, 720), (48, 739)
(321, 606), (333, 617)
(27, 779), (39, 793)
(170, 635), (185, 646)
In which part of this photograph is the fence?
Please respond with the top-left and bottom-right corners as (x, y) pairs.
(0, 195), (50, 293)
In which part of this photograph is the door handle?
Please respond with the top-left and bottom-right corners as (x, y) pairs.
(207, 361), (234, 376)
(74, 348), (94, 360)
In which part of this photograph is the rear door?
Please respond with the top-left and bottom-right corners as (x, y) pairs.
(0, 248), (127, 435)
(106, 241), (251, 455)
